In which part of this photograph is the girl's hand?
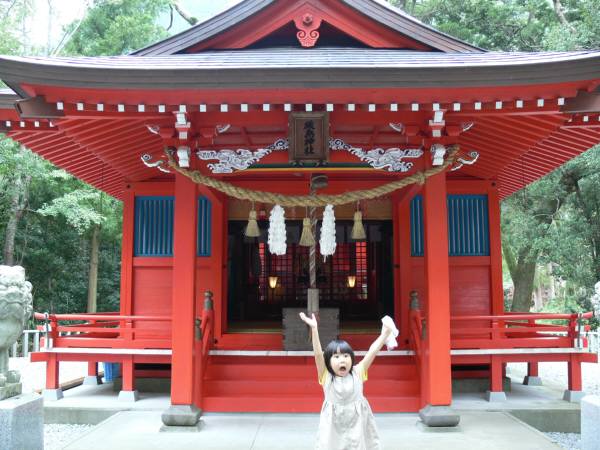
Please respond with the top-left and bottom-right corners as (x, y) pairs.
(299, 312), (318, 329)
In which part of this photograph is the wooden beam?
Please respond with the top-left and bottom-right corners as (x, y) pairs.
(15, 96), (65, 119)
(561, 90), (600, 114)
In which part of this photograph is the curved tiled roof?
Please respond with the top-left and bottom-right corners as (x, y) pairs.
(1, 50), (599, 94)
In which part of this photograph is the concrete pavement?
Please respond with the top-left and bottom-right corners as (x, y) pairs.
(63, 410), (559, 450)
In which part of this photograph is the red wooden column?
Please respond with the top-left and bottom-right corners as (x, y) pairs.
(162, 173), (201, 427)
(43, 353), (63, 401)
(419, 169), (459, 426)
(523, 361), (542, 386)
(563, 354), (584, 402)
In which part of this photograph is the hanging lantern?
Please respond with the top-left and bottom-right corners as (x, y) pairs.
(299, 217), (315, 247)
(244, 208), (260, 237)
(268, 204), (287, 255)
(268, 276), (278, 289)
(351, 210), (366, 241)
(347, 275), (357, 288)
(319, 204), (336, 259)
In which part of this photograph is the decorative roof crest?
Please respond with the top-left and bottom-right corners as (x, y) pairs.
(294, 12), (322, 47)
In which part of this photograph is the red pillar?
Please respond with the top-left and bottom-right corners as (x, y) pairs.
(46, 354), (60, 390)
(422, 170), (452, 406)
(119, 189), (135, 316)
(488, 184), (504, 316)
(170, 173), (198, 406)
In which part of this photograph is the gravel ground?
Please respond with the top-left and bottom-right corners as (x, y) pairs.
(545, 432), (580, 450)
(44, 424), (94, 450)
(508, 361), (600, 450)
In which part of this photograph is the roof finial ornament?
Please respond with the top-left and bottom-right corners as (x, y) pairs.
(294, 12), (322, 47)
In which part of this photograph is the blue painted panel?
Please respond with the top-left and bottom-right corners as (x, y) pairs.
(134, 196), (174, 257)
(447, 195), (489, 256)
(410, 196), (424, 256)
(409, 194), (490, 257)
(197, 196), (212, 257)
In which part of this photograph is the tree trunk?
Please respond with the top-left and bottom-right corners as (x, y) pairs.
(2, 160), (31, 265)
(510, 255), (538, 312)
(86, 224), (100, 313)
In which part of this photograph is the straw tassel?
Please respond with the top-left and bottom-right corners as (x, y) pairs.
(351, 210), (366, 240)
(299, 217), (315, 247)
(244, 209), (260, 237)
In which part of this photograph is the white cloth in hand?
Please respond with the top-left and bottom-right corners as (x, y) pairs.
(381, 315), (399, 350)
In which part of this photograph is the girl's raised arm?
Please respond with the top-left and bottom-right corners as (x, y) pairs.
(299, 312), (326, 381)
(357, 324), (393, 375)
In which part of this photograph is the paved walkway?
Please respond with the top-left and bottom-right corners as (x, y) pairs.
(63, 410), (559, 450)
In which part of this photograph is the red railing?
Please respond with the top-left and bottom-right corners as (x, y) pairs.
(199, 292), (215, 377)
(451, 312), (593, 349)
(408, 291), (423, 375)
(33, 311), (171, 349)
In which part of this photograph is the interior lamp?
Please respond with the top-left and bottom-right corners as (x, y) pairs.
(268, 276), (278, 289)
(347, 275), (357, 288)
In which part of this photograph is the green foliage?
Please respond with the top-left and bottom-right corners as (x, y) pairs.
(62, 0), (171, 56)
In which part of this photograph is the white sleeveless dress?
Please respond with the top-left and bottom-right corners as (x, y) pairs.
(316, 364), (381, 450)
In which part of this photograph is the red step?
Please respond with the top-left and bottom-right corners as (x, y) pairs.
(202, 354), (421, 413)
(203, 395), (421, 413)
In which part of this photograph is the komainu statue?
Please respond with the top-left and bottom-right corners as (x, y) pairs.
(0, 265), (33, 400)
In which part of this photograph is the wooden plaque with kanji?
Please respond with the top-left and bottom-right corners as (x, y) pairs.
(288, 112), (329, 163)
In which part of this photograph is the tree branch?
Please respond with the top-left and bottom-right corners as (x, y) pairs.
(552, 0), (575, 31)
(170, 1), (198, 26)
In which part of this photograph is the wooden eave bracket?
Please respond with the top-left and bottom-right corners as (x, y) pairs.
(561, 90), (600, 114)
(14, 96), (65, 119)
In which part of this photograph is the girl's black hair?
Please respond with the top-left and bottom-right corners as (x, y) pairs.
(323, 339), (355, 377)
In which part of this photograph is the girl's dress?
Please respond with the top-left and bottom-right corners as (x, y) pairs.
(316, 364), (381, 450)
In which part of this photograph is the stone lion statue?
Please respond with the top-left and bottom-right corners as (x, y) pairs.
(0, 265), (33, 399)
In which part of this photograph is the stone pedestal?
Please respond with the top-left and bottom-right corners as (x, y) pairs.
(563, 390), (585, 403)
(486, 390), (507, 402)
(83, 375), (103, 386)
(0, 393), (43, 450)
(283, 307), (339, 351)
(523, 375), (542, 386)
(581, 395), (600, 450)
(418, 404), (460, 427)
(161, 404), (201, 428)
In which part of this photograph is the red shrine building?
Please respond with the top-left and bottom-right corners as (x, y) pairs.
(0, 0), (599, 427)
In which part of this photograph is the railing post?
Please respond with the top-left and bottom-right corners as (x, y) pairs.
(23, 331), (29, 357)
(575, 313), (584, 349)
(11, 342), (17, 358)
(204, 290), (214, 311)
(491, 319), (499, 341)
(33, 330), (40, 352)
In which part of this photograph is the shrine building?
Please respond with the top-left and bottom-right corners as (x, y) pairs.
(0, 0), (599, 427)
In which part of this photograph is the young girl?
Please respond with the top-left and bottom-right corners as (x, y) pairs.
(299, 312), (394, 450)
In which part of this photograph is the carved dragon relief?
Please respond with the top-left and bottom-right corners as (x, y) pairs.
(329, 138), (423, 172)
(196, 138), (289, 174)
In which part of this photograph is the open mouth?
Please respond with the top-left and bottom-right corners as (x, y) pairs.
(338, 366), (347, 373)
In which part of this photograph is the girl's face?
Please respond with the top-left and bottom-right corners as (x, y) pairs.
(330, 350), (352, 377)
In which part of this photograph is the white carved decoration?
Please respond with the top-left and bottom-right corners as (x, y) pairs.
(268, 205), (287, 255)
(451, 151), (480, 171)
(146, 125), (160, 135)
(141, 153), (171, 173)
(329, 138), (422, 172)
(216, 124), (231, 134)
(319, 204), (336, 260)
(430, 143), (446, 166)
(388, 122), (405, 134)
(177, 146), (191, 168)
(196, 138), (289, 174)
(462, 122), (475, 132)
